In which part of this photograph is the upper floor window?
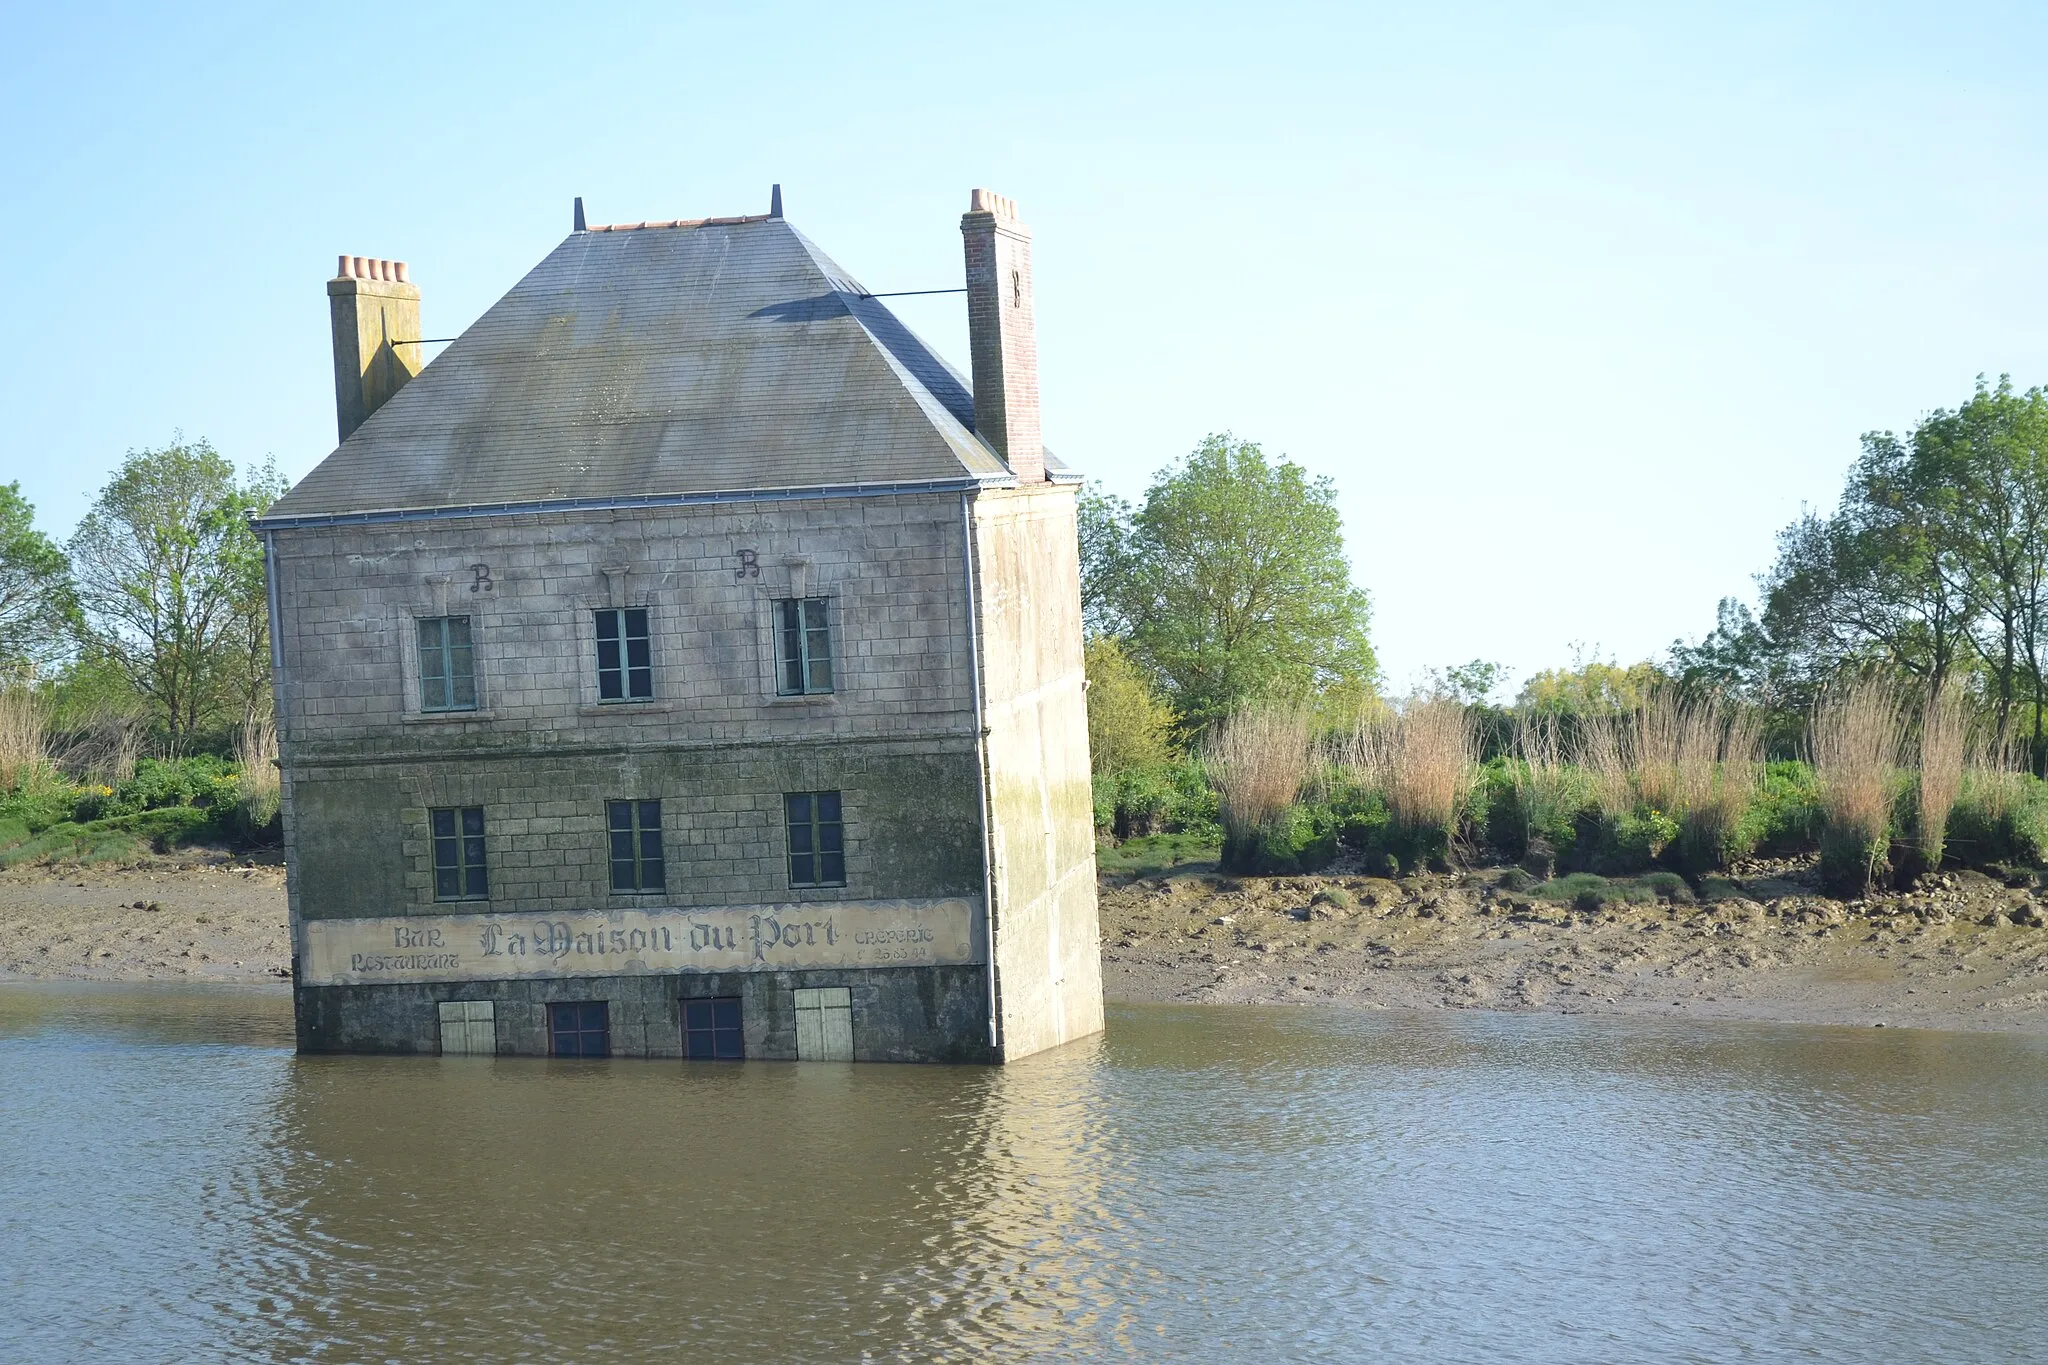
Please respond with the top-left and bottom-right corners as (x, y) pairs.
(418, 616), (476, 712)
(431, 806), (488, 901)
(784, 790), (845, 887)
(595, 608), (653, 702)
(608, 799), (666, 893)
(776, 598), (833, 696)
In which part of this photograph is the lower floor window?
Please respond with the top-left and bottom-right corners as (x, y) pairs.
(431, 806), (488, 901)
(548, 1001), (610, 1057)
(784, 790), (845, 887)
(682, 997), (743, 1059)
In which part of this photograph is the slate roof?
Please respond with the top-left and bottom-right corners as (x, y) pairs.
(264, 216), (1054, 526)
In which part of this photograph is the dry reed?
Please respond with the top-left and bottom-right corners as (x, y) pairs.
(1632, 693), (1685, 815)
(1572, 712), (1634, 817)
(1673, 696), (1763, 870)
(1961, 728), (2028, 826)
(1205, 702), (1315, 840)
(1388, 698), (1477, 836)
(0, 684), (51, 790)
(236, 717), (281, 829)
(1811, 677), (1906, 894)
(1510, 711), (1581, 850)
(1915, 683), (1966, 869)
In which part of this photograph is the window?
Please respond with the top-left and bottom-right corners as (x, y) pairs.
(595, 608), (653, 702)
(775, 597), (834, 695)
(682, 997), (744, 1059)
(431, 807), (488, 901)
(784, 791), (845, 887)
(548, 1001), (610, 1057)
(418, 616), (477, 712)
(608, 799), (666, 893)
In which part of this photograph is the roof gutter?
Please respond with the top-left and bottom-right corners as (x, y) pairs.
(254, 474), (1016, 533)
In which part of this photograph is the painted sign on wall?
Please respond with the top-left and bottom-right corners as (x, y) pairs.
(299, 898), (981, 986)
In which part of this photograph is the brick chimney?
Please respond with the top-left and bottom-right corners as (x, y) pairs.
(961, 188), (1044, 482)
(328, 255), (422, 444)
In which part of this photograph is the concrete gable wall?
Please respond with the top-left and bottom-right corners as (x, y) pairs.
(969, 483), (1104, 1059)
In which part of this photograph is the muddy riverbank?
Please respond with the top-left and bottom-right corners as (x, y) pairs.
(1100, 858), (2048, 1032)
(7, 853), (2048, 1032)
(0, 854), (289, 985)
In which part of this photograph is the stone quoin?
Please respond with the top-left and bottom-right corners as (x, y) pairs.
(257, 187), (1102, 1062)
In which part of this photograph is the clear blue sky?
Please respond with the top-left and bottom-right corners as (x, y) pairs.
(3, 1), (2043, 695)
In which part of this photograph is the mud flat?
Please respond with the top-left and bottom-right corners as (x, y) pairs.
(1100, 859), (2048, 1034)
(0, 853), (289, 985)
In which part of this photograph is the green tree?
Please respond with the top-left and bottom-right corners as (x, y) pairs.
(1432, 659), (1506, 706)
(1690, 378), (2048, 754)
(1087, 435), (1376, 731)
(1517, 650), (1665, 715)
(1084, 637), (1176, 776)
(68, 440), (283, 743)
(1907, 378), (2048, 748)
(0, 482), (77, 678)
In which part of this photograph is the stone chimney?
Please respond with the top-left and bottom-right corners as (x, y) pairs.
(328, 255), (422, 444)
(961, 188), (1043, 482)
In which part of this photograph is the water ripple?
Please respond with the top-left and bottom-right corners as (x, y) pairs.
(3, 989), (2046, 1362)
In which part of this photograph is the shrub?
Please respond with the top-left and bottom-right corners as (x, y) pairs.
(1221, 802), (1338, 875)
(1592, 805), (1679, 874)
(1949, 752), (2048, 869)
(1104, 758), (1219, 841)
(0, 766), (77, 834)
(1092, 774), (1117, 834)
(1733, 760), (1822, 854)
(1811, 677), (1906, 896)
(1085, 638), (1175, 777)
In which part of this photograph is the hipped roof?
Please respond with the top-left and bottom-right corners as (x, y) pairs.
(263, 216), (1037, 526)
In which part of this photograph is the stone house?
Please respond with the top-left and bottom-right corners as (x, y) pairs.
(255, 187), (1101, 1062)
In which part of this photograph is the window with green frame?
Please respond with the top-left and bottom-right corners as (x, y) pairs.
(784, 790), (844, 887)
(607, 799), (666, 893)
(775, 597), (833, 695)
(431, 807), (488, 901)
(417, 616), (477, 712)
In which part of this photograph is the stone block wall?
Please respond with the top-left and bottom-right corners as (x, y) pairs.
(271, 491), (976, 753)
(296, 964), (995, 1063)
(269, 491), (986, 921)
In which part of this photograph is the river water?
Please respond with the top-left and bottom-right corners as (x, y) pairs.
(2, 987), (2044, 1363)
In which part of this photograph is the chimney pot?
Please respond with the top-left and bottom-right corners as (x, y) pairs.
(394, 261), (409, 284)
